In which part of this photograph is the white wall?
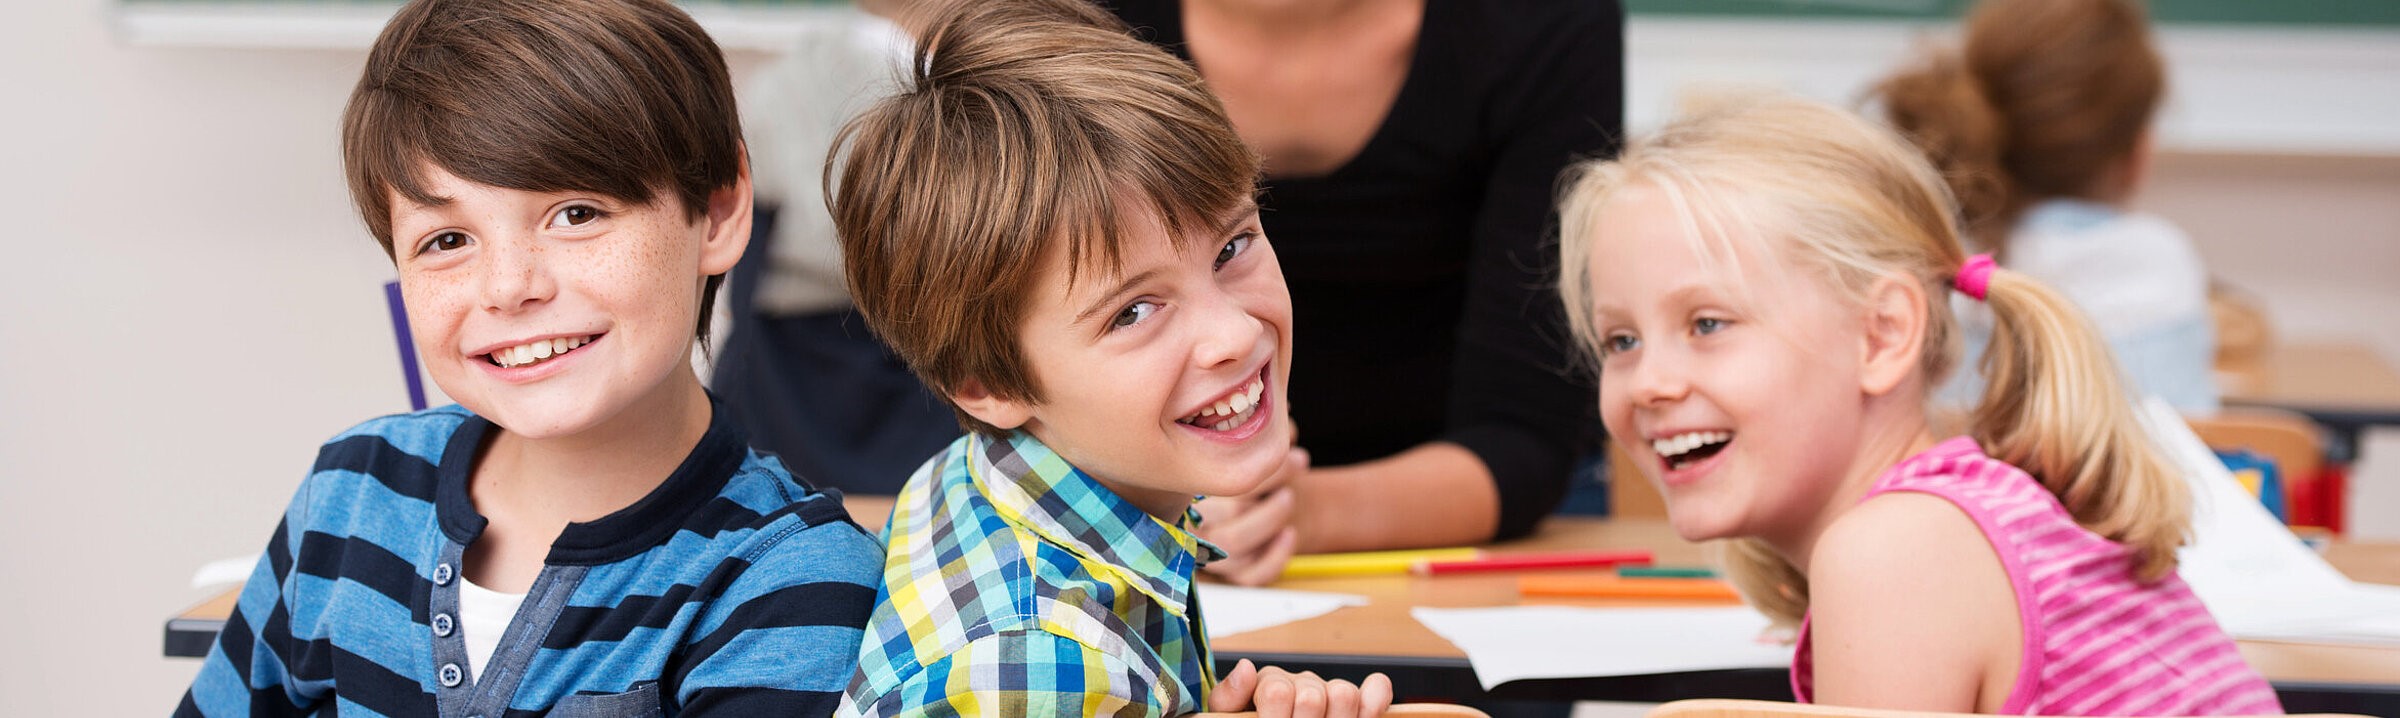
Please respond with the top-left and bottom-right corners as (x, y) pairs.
(0, 3), (775, 713)
(0, 3), (2394, 714)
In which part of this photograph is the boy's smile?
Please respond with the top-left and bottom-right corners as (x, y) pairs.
(957, 198), (1295, 520)
(388, 165), (743, 443)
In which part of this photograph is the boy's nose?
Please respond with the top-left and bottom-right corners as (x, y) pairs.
(1189, 290), (1265, 369)
(477, 237), (557, 313)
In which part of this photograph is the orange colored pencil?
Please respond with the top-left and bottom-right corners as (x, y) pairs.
(1518, 575), (1742, 601)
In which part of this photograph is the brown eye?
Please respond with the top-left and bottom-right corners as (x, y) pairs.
(552, 205), (599, 227)
(421, 232), (469, 255)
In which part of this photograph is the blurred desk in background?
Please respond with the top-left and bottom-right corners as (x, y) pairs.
(2221, 340), (2400, 463)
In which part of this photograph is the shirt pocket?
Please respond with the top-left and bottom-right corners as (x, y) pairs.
(546, 682), (664, 718)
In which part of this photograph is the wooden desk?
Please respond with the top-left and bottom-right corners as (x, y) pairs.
(165, 498), (2400, 713)
(2220, 340), (2400, 462)
(1213, 518), (2400, 713)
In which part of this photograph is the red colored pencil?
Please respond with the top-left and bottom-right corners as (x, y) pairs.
(1412, 549), (1654, 575)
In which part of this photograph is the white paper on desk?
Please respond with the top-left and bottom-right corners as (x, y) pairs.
(2144, 399), (2400, 645)
(1200, 585), (1368, 640)
(1413, 606), (1788, 689)
(193, 554), (260, 589)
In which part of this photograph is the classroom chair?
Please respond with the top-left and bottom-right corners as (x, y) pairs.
(1221, 705), (1491, 717)
(1645, 698), (2359, 718)
(2186, 407), (2335, 531)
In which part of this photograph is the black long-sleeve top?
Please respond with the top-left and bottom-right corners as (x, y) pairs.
(1107, 0), (1624, 538)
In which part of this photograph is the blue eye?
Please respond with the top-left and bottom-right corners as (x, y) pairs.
(1601, 333), (1639, 356)
(1215, 233), (1255, 270)
(1110, 301), (1159, 330)
(1694, 317), (1728, 335)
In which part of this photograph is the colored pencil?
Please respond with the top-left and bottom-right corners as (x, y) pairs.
(1412, 549), (1654, 575)
(1281, 547), (1482, 579)
(1518, 575), (1742, 601)
(1616, 566), (1718, 579)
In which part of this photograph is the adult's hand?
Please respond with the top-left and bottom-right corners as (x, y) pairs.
(1195, 447), (1308, 586)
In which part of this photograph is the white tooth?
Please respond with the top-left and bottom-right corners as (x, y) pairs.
(1230, 392), (1252, 413)
(1247, 380), (1263, 403)
(531, 341), (554, 360)
(501, 346), (521, 367)
(550, 337), (570, 355)
(1652, 438), (1672, 456)
(1210, 401), (1229, 417)
(1214, 418), (1234, 431)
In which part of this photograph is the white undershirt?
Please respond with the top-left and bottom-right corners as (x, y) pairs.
(456, 575), (529, 681)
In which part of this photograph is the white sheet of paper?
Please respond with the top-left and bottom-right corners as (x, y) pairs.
(2145, 399), (2400, 645)
(193, 554), (259, 589)
(1200, 585), (1368, 640)
(1412, 606), (1789, 689)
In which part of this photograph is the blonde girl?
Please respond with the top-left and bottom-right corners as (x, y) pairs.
(1557, 95), (2278, 714)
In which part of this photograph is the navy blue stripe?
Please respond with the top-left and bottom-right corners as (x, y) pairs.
(265, 517), (295, 592)
(681, 687), (845, 716)
(293, 531), (431, 624)
(664, 581), (877, 697)
(326, 643), (436, 716)
(311, 434), (439, 501)
(544, 551), (752, 649)
(678, 496), (770, 542)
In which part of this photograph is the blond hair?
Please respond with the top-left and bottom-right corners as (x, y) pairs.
(1557, 96), (2189, 628)
(1876, 0), (2164, 251)
(828, 0), (1258, 435)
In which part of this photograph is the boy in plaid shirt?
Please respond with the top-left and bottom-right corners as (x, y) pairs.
(828, 1), (1392, 715)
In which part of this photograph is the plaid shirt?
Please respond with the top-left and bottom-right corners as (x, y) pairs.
(842, 431), (1227, 717)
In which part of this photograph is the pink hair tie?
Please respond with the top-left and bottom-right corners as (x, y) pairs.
(1954, 253), (1997, 302)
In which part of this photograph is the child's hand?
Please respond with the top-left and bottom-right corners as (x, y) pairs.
(1195, 447), (1309, 586)
(1204, 658), (1393, 718)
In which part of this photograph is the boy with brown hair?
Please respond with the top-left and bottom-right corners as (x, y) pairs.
(175, 0), (879, 715)
(834, 0), (1389, 715)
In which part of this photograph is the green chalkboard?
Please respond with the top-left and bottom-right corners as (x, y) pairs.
(1621, 0), (2400, 28)
(116, 0), (2400, 28)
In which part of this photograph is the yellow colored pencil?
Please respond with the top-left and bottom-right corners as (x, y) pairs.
(1280, 547), (1483, 579)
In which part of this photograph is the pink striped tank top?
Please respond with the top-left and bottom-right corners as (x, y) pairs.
(1791, 437), (2282, 715)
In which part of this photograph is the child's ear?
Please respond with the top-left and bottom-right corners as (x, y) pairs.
(696, 146), (755, 277)
(948, 378), (1035, 431)
(1859, 272), (1929, 397)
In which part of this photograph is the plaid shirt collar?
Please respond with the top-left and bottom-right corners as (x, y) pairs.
(965, 430), (1228, 617)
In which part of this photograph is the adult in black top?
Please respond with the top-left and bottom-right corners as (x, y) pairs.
(1105, 0), (1622, 582)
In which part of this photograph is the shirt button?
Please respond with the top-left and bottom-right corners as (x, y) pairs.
(432, 613), (454, 637)
(433, 563), (455, 586)
(439, 663), (463, 688)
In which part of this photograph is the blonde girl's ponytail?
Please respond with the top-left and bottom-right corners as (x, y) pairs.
(1969, 268), (2191, 581)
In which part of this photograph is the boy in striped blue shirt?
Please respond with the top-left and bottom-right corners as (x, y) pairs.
(174, 1), (880, 715)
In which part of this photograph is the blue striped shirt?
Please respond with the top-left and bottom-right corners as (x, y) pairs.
(177, 400), (881, 717)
